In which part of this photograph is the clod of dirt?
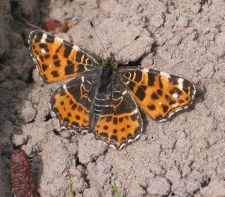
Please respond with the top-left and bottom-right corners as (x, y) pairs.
(147, 177), (171, 196)
(176, 16), (190, 27)
(12, 134), (27, 147)
(78, 134), (107, 164)
(83, 188), (101, 197)
(20, 100), (37, 123)
(127, 181), (146, 197)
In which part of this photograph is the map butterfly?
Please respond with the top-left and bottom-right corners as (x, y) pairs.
(28, 31), (196, 149)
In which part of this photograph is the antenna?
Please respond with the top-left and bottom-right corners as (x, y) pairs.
(89, 21), (108, 57)
(115, 35), (140, 56)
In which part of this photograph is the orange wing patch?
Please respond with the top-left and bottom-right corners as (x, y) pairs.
(51, 76), (97, 131)
(94, 111), (141, 149)
(120, 69), (196, 122)
(29, 31), (98, 83)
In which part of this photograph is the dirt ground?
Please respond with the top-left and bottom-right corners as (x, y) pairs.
(1, 0), (225, 196)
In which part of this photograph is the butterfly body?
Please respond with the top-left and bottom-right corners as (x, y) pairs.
(29, 31), (196, 149)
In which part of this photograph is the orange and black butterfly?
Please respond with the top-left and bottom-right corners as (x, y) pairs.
(29, 31), (196, 149)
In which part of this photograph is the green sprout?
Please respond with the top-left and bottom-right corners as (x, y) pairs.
(112, 181), (121, 197)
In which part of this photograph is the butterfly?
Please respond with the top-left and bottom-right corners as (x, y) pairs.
(28, 30), (196, 149)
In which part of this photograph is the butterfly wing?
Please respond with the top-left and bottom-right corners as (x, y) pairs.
(29, 31), (99, 83)
(51, 74), (99, 131)
(92, 79), (143, 149)
(119, 69), (196, 122)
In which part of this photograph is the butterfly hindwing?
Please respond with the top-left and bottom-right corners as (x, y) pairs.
(29, 31), (98, 83)
(50, 74), (98, 131)
(119, 69), (196, 122)
(92, 80), (143, 149)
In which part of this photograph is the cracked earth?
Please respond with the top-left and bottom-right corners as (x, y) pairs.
(1, 0), (225, 196)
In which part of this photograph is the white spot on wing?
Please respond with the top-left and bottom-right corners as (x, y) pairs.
(41, 33), (47, 43)
(73, 45), (80, 51)
(41, 49), (46, 53)
(172, 93), (179, 99)
(63, 84), (67, 90)
(178, 78), (184, 90)
(119, 144), (126, 149)
(160, 71), (170, 79)
(141, 68), (149, 73)
(122, 90), (127, 95)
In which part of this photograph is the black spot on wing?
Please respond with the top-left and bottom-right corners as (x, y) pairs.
(63, 45), (72, 58)
(103, 125), (108, 130)
(106, 116), (112, 122)
(151, 92), (159, 100)
(100, 132), (108, 140)
(183, 80), (193, 94)
(53, 54), (58, 59)
(159, 77), (163, 89)
(51, 71), (59, 77)
(155, 114), (162, 120)
(113, 117), (118, 125)
(134, 71), (142, 82)
(72, 103), (77, 110)
(148, 104), (155, 111)
(44, 54), (50, 59)
(54, 60), (61, 67)
(77, 64), (85, 72)
(76, 51), (82, 62)
(113, 129), (117, 134)
(110, 135), (118, 143)
(169, 75), (178, 85)
(42, 64), (48, 71)
(127, 80), (135, 91)
(45, 34), (54, 43)
(148, 72), (155, 86)
(65, 64), (74, 75)
(130, 113), (137, 121)
(135, 85), (146, 101)
(162, 104), (169, 113)
(156, 89), (163, 96)
(39, 43), (49, 52)
(34, 32), (42, 43)
(39, 55), (44, 62)
(170, 87), (183, 95)
(169, 100), (176, 105)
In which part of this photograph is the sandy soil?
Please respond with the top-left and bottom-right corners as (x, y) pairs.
(1, 0), (225, 196)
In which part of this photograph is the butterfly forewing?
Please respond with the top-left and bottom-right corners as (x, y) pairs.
(119, 69), (196, 122)
(29, 31), (99, 83)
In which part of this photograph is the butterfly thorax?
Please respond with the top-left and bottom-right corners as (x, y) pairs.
(98, 54), (118, 93)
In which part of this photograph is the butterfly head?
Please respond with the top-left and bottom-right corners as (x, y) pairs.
(103, 52), (118, 70)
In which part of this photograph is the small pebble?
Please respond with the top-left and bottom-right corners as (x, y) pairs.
(191, 3), (201, 13)
(215, 32), (225, 51)
(12, 134), (26, 146)
(21, 100), (37, 123)
(177, 16), (189, 27)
